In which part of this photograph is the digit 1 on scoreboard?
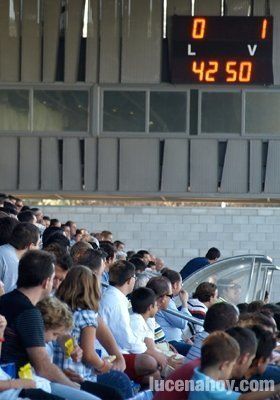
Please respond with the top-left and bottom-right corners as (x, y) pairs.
(261, 18), (268, 40)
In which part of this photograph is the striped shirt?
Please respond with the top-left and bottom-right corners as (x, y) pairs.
(187, 298), (208, 334)
(184, 330), (209, 363)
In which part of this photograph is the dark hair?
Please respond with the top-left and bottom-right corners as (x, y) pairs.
(42, 226), (64, 248)
(238, 312), (276, 331)
(201, 331), (240, 370)
(193, 282), (217, 303)
(237, 303), (249, 314)
(100, 241), (116, 261)
(65, 220), (75, 227)
(137, 250), (150, 259)
(247, 301), (265, 313)
(101, 231), (113, 240)
(44, 232), (70, 250)
(226, 327), (257, 356)
(0, 217), (19, 246)
(21, 205), (30, 212)
(50, 218), (60, 226)
(78, 248), (103, 273)
(3, 202), (18, 216)
(131, 287), (156, 314)
(9, 223), (39, 250)
(127, 251), (136, 260)
(114, 240), (124, 248)
(43, 216), (50, 222)
(17, 250), (55, 288)
(17, 210), (35, 224)
(161, 268), (181, 285)
(261, 303), (280, 315)
(146, 276), (170, 298)
(204, 302), (239, 333)
(205, 247), (220, 260)
(44, 243), (73, 272)
(250, 325), (276, 361)
(109, 261), (135, 286)
(130, 257), (146, 273)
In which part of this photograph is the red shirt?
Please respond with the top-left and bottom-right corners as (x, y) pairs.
(153, 358), (201, 400)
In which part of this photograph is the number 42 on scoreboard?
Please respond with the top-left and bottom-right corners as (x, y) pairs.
(192, 60), (252, 83)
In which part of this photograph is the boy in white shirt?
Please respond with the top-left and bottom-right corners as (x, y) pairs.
(99, 260), (160, 384)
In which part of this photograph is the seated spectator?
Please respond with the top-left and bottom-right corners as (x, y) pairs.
(0, 250), (82, 391)
(155, 270), (193, 355)
(50, 219), (61, 228)
(185, 302), (239, 363)
(39, 294), (129, 400)
(188, 331), (276, 400)
(65, 221), (77, 244)
(99, 261), (160, 384)
(99, 242), (116, 284)
(247, 301), (265, 313)
(187, 282), (218, 334)
(0, 216), (19, 246)
(237, 303), (249, 314)
(44, 243), (73, 290)
(0, 222), (39, 292)
(130, 257), (150, 289)
(17, 210), (37, 224)
(56, 266), (132, 399)
(130, 287), (167, 371)
(180, 247), (220, 281)
(155, 258), (165, 272)
(126, 251), (136, 260)
(238, 312), (276, 334)
(70, 241), (92, 264)
(136, 250), (151, 265)
(42, 216), (51, 228)
(100, 231), (113, 242)
(44, 232), (70, 253)
(153, 326), (257, 400)
(77, 248), (106, 281)
(114, 241), (125, 252)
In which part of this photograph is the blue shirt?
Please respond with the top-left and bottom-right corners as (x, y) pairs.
(0, 244), (19, 293)
(180, 257), (209, 281)
(155, 298), (191, 342)
(185, 331), (209, 363)
(189, 368), (240, 400)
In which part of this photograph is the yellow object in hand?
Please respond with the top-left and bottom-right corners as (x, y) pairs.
(18, 363), (33, 379)
(64, 338), (75, 358)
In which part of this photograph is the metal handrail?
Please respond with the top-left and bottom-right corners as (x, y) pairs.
(162, 308), (204, 326)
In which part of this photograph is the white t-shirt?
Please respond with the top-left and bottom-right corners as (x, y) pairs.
(130, 313), (154, 343)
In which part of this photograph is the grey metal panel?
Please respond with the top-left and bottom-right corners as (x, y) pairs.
(194, 0), (221, 15)
(225, 0), (251, 15)
(167, 0), (191, 16)
(0, 0), (20, 81)
(41, 138), (60, 191)
(249, 140), (262, 193)
(19, 138), (40, 190)
(190, 140), (218, 193)
(264, 141), (280, 193)
(62, 139), (82, 191)
(119, 139), (159, 192)
(98, 138), (118, 191)
(121, 0), (162, 83)
(0, 138), (18, 190)
(64, 0), (84, 83)
(42, 0), (61, 82)
(220, 140), (249, 193)
(161, 139), (188, 192)
(270, 0), (280, 85)
(253, 0), (266, 15)
(85, 0), (99, 83)
(99, 0), (121, 83)
(21, 0), (41, 82)
(84, 138), (97, 191)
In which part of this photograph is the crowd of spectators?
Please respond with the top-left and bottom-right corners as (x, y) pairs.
(0, 193), (280, 399)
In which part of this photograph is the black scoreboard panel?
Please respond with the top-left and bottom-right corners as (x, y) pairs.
(170, 16), (273, 85)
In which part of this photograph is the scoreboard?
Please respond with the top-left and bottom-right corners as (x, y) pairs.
(170, 16), (273, 85)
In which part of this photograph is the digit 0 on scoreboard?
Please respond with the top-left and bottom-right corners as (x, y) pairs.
(171, 16), (273, 84)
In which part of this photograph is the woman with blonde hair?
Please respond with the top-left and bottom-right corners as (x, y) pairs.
(56, 266), (132, 399)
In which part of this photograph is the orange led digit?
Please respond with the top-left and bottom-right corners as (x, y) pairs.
(261, 18), (268, 39)
(192, 18), (206, 39)
(226, 61), (238, 82)
(205, 61), (219, 82)
(192, 61), (205, 81)
(239, 62), (252, 82)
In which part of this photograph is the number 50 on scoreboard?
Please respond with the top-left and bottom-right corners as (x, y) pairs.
(170, 16), (273, 85)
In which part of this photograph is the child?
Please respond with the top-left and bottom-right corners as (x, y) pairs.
(55, 266), (133, 399)
(0, 314), (65, 400)
(189, 331), (280, 400)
